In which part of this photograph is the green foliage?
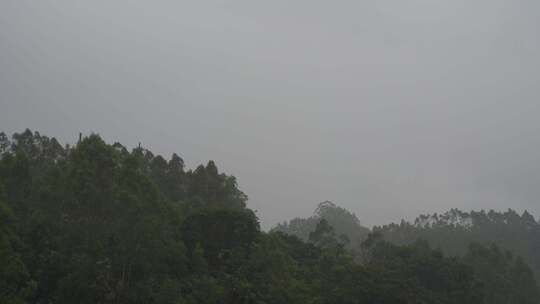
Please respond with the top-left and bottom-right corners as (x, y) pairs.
(464, 243), (540, 304)
(363, 239), (484, 304)
(0, 129), (536, 303)
(182, 208), (259, 272)
(377, 209), (540, 303)
(0, 194), (35, 303)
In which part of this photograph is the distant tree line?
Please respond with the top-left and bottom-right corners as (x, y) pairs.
(277, 204), (540, 304)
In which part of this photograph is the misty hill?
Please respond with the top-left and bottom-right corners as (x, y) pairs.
(1, 129), (539, 303)
(272, 200), (540, 283)
(272, 201), (370, 249)
(273, 203), (540, 303)
(375, 209), (540, 280)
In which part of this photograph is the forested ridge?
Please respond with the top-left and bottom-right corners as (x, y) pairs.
(0, 129), (538, 303)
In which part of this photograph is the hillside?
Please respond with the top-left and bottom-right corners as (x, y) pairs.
(0, 129), (538, 303)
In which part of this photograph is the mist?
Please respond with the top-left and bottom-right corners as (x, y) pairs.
(2, 0), (540, 229)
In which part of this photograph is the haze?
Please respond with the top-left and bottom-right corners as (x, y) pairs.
(1, 1), (540, 229)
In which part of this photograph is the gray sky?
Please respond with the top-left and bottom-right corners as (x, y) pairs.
(2, 1), (540, 229)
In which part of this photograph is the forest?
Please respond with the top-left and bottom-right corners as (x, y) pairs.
(1, 129), (539, 304)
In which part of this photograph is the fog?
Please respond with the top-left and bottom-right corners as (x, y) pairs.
(1, 1), (540, 229)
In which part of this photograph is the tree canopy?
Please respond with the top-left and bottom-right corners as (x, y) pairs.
(0, 129), (537, 303)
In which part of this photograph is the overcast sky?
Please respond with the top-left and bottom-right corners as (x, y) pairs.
(1, 1), (540, 229)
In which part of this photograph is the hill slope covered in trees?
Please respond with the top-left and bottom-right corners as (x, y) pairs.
(0, 129), (538, 303)
(375, 209), (540, 303)
(276, 203), (540, 303)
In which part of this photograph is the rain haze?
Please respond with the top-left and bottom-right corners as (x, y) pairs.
(1, 0), (540, 229)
